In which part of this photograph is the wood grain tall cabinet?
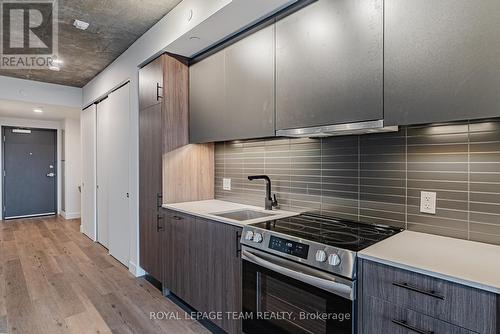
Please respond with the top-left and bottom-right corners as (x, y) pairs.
(139, 54), (214, 284)
(139, 56), (164, 282)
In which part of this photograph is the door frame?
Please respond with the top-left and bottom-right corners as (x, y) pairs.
(0, 121), (61, 220)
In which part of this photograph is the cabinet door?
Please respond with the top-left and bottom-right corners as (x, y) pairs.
(166, 213), (242, 334)
(189, 51), (225, 143)
(163, 55), (189, 152)
(165, 211), (197, 302)
(139, 56), (164, 110)
(194, 218), (242, 334)
(139, 102), (163, 281)
(223, 25), (275, 141)
(189, 25), (275, 143)
(385, 0), (500, 125)
(276, 0), (383, 130)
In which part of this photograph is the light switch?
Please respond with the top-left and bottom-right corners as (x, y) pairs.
(420, 191), (437, 214)
(223, 178), (231, 191)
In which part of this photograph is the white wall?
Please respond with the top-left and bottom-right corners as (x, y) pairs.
(0, 76), (82, 108)
(0, 117), (63, 220)
(62, 118), (81, 219)
(0, 70), (83, 220)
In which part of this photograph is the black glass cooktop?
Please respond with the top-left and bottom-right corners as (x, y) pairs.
(251, 214), (402, 252)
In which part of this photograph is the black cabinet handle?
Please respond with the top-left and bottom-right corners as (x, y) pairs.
(156, 193), (163, 209)
(156, 83), (163, 100)
(236, 231), (241, 258)
(156, 214), (164, 232)
(392, 320), (433, 334)
(392, 282), (445, 300)
(172, 215), (183, 221)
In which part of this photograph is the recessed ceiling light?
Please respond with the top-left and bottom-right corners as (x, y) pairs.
(187, 9), (194, 22)
(53, 59), (63, 65)
(73, 19), (90, 30)
(189, 36), (200, 41)
(49, 65), (60, 71)
(33, 108), (43, 113)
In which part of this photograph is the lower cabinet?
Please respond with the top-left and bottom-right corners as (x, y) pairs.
(162, 209), (243, 334)
(359, 259), (498, 334)
(364, 296), (475, 334)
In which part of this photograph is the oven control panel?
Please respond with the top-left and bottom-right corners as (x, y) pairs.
(240, 227), (357, 278)
(269, 236), (309, 259)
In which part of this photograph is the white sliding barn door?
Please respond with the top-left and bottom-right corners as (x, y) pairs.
(106, 84), (131, 266)
(81, 104), (97, 241)
(97, 97), (110, 248)
(96, 84), (131, 266)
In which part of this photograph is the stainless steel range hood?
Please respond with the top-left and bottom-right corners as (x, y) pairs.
(276, 120), (398, 138)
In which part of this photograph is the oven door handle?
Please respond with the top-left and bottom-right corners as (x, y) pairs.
(242, 249), (354, 300)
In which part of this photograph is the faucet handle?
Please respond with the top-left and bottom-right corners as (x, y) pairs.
(272, 194), (278, 208)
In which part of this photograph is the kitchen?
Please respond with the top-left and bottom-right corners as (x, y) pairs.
(138, 0), (500, 333)
(0, 0), (499, 333)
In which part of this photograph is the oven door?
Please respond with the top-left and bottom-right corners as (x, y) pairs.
(242, 247), (355, 334)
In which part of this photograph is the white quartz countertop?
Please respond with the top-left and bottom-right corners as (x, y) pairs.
(358, 230), (500, 294)
(162, 200), (298, 227)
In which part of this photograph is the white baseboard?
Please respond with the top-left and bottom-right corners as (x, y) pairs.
(79, 227), (97, 242)
(129, 261), (146, 277)
(61, 211), (81, 220)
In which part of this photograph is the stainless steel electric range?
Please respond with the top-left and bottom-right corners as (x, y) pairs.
(240, 213), (402, 334)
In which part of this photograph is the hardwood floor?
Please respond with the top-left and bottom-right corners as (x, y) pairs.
(0, 216), (209, 334)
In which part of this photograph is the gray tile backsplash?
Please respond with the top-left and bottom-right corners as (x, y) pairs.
(215, 120), (500, 246)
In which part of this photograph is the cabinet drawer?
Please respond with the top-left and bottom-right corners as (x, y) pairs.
(361, 260), (497, 333)
(363, 296), (475, 334)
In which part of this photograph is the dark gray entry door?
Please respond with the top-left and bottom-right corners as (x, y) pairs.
(3, 127), (57, 219)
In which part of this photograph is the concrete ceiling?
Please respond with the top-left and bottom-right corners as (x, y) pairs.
(0, 99), (80, 121)
(0, 0), (182, 88)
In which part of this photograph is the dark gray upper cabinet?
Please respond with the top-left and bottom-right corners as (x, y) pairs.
(189, 25), (275, 143)
(189, 51), (225, 143)
(385, 0), (500, 126)
(276, 0), (383, 131)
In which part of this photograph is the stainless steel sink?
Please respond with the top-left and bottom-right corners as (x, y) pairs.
(211, 209), (276, 221)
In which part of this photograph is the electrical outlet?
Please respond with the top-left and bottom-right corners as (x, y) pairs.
(420, 191), (437, 214)
(223, 178), (231, 191)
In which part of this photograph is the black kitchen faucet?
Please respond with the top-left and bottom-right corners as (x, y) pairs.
(248, 175), (278, 210)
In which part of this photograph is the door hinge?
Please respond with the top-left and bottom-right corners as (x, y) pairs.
(2, 170), (5, 177)
(3, 136), (5, 142)
(3, 206), (5, 213)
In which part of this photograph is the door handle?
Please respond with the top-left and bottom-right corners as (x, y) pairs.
(392, 282), (445, 300)
(235, 231), (241, 258)
(242, 248), (354, 300)
(392, 320), (433, 334)
(156, 214), (164, 232)
(156, 83), (163, 100)
(156, 193), (163, 209)
(46, 173), (56, 177)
